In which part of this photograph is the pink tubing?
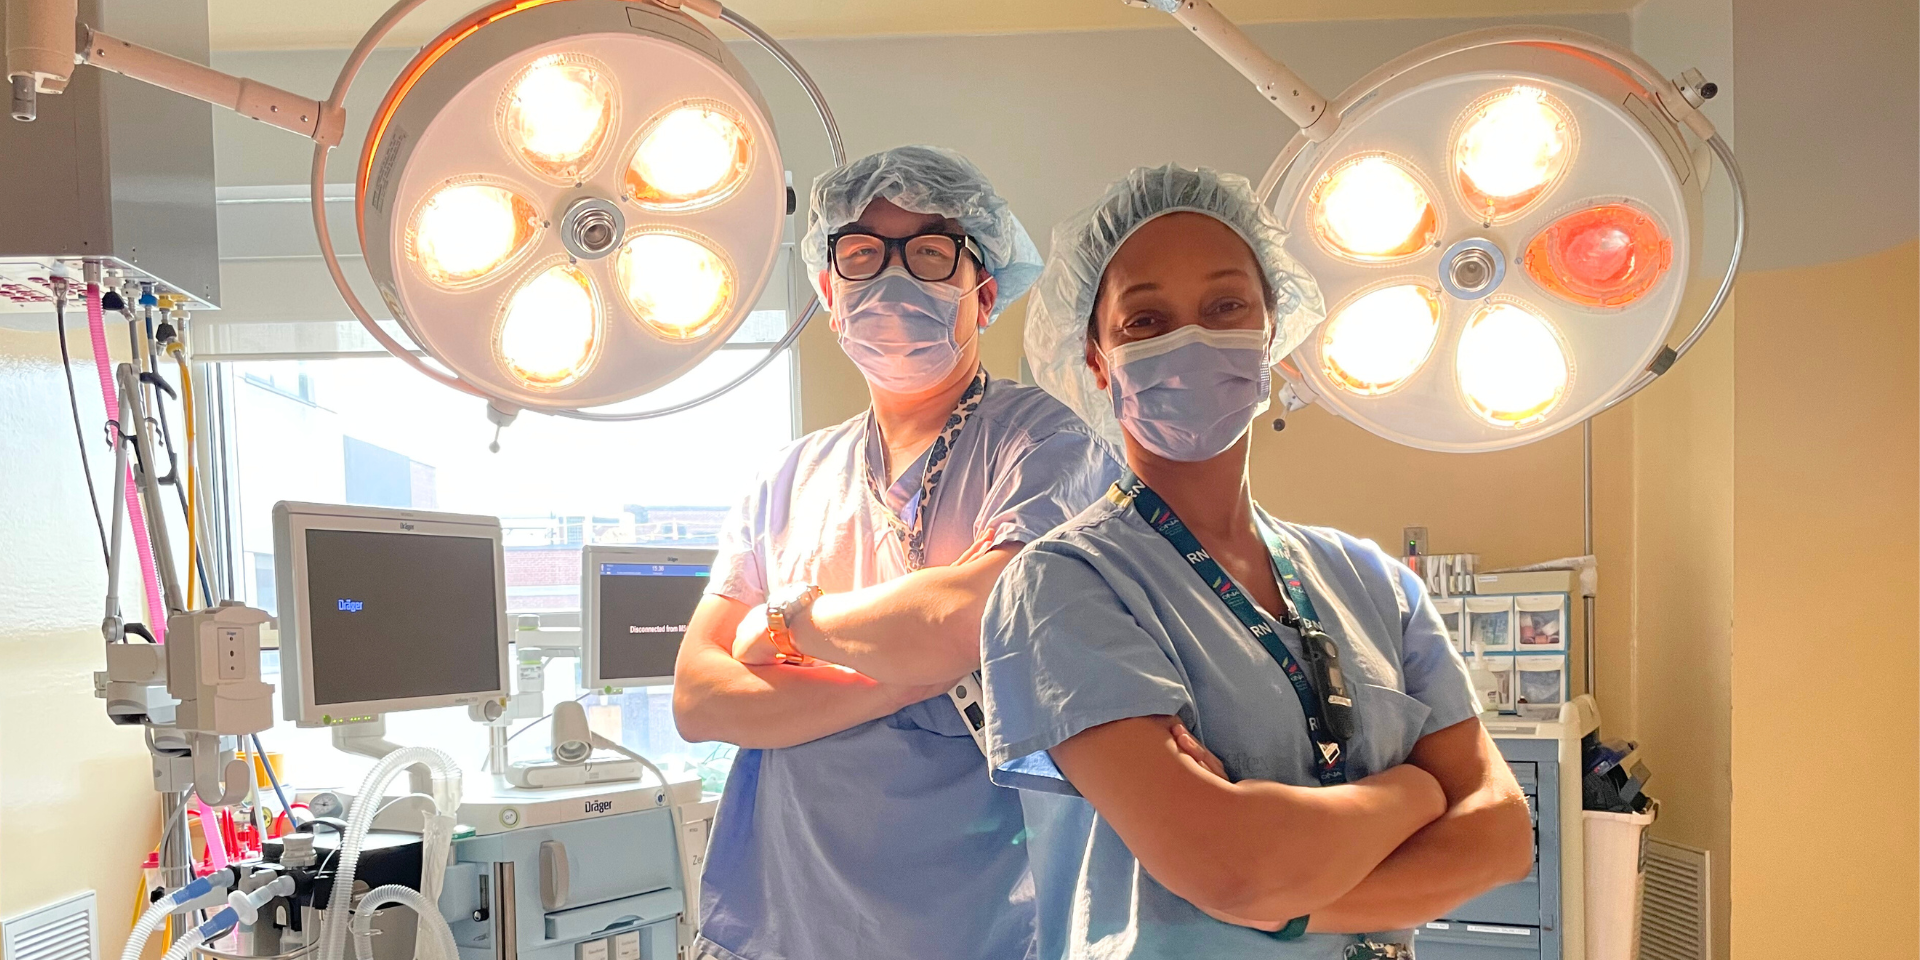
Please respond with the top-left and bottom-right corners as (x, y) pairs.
(85, 283), (167, 643)
(194, 796), (229, 870)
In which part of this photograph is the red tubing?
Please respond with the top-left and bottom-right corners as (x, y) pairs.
(85, 282), (168, 643)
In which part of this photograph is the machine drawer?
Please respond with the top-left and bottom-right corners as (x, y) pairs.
(544, 888), (682, 941)
(1412, 921), (1541, 959)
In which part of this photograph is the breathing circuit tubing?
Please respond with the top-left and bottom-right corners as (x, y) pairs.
(313, 747), (463, 960)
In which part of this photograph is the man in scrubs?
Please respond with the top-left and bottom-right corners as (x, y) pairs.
(673, 145), (1122, 960)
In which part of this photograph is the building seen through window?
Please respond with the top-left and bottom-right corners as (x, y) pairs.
(220, 349), (792, 794)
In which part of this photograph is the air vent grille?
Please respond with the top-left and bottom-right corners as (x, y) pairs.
(1640, 838), (1709, 960)
(2, 892), (99, 960)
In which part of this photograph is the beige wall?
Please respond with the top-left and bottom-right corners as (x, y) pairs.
(1729, 241), (1919, 956)
(1588, 280), (1735, 958)
(0, 328), (163, 959)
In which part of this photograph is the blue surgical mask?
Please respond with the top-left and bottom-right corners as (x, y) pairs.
(1102, 325), (1273, 462)
(832, 266), (984, 393)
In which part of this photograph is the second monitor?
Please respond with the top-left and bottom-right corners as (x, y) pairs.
(583, 545), (716, 689)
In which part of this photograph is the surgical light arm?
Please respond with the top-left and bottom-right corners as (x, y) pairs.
(1126, 0), (1336, 139)
(79, 25), (345, 144)
(5, 0), (344, 140)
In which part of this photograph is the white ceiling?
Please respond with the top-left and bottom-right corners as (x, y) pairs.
(208, 0), (1638, 51)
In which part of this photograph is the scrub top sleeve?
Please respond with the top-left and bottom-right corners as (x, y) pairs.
(1394, 561), (1482, 737)
(975, 429), (1120, 550)
(707, 477), (770, 607)
(981, 545), (1191, 796)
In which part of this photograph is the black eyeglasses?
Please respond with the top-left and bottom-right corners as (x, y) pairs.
(828, 230), (983, 283)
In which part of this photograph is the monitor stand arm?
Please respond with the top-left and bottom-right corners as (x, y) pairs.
(332, 717), (433, 796)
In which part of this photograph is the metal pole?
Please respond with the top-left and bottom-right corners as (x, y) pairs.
(117, 363), (188, 617)
(103, 393), (131, 642)
(157, 790), (190, 939)
(1583, 419), (1596, 697)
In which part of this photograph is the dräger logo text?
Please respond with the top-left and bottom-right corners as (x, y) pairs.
(584, 800), (613, 814)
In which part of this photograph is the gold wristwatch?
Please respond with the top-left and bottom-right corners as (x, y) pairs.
(765, 584), (824, 666)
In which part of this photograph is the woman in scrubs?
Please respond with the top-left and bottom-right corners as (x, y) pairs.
(980, 165), (1536, 959)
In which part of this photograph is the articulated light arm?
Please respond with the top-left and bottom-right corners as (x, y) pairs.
(1129, 0), (1337, 140)
(79, 26), (346, 144)
(6, 0), (346, 142)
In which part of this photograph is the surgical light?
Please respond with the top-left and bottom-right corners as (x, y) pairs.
(1311, 156), (1437, 261)
(1136, 1), (1744, 454)
(1453, 86), (1574, 223)
(408, 181), (539, 287)
(616, 230), (736, 339)
(1455, 300), (1569, 425)
(1523, 202), (1672, 308)
(11, 0), (843, 422)
(627, 102), (753, 210)
(355, 0), (794, 413)
(501, 54), (617, 181)
(1321, 284), (1441, 395)
(497, 262), (600, 388)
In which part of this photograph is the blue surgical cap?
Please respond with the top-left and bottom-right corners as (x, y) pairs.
(800, 145), (1043, 321)
(1024, 163), (1325, 445)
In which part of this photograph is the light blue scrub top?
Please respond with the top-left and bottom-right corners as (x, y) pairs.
(697, 374), (1122, 960)
(980, 495), (1481, 960)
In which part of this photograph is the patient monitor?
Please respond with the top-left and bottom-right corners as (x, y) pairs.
(272, 501), (511, 727)
(582, 545), (715, 690)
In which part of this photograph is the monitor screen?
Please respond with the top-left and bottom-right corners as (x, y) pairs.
(595, 562), (709, 683)
(303, 528), (503, 707)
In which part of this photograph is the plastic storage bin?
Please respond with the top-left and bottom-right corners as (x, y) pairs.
(1582, 804), (1657, 960)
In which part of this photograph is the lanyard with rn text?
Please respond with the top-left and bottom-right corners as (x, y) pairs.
(1109, 472), (1352, 786)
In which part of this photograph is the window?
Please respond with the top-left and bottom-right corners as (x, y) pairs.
(219, 343), (792, 794)
(251, 552), (277, 619)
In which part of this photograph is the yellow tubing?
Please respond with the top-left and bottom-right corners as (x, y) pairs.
(169, 347), (198, 609)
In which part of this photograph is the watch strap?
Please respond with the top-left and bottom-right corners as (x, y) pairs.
(767, 585), (822, 666)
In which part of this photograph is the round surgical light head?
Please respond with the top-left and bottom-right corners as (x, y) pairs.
(1268, 28), (1715, 452)
(359, 0), (787, 412)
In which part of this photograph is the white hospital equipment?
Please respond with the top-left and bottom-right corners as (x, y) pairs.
(5, 0), (830, 947)
(265, 501), (712, 960)
(1414, 697), (1600, 960)
(272, 502), (512, 736)
(1130, 0), (1744, 454)
(5, 0), (843, 420)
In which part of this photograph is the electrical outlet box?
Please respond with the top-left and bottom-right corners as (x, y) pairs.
(166, 602), (274, 735)
(1403, 526), (1430, 555)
